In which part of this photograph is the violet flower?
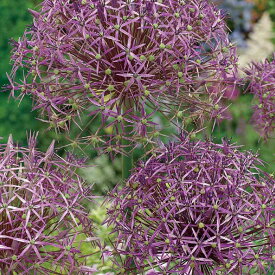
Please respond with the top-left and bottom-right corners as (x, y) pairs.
(245, 56), (275, 138)
(106, 136), (274, 274)
(0, 135), (96, 274)
(9, 0), (238, 152)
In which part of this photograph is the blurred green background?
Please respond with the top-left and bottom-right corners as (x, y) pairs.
(0, 0), (274, 190)
(0, 0), (50, 146)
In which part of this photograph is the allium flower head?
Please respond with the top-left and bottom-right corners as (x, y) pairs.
(245, 55), (275, 138)
(0, 135), (96, 274)
(106, 137), (274, 274)
(9, 0), (238, 153)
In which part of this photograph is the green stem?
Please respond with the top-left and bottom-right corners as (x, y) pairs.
(121, 100), (134, 180)
(122, 136), (133, 179)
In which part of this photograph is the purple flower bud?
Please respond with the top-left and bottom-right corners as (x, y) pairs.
(106, 136), (274, 274)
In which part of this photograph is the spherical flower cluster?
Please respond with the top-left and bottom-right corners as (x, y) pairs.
(0, 135), (96, 274)
(245, 56), (275, 138)
(9, 0), (238, 153)
(106, 137), (274, 274)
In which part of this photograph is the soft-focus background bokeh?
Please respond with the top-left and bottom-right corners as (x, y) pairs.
(0, 1), (274, 272)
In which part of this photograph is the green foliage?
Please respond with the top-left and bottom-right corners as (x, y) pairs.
(86, 200), (116, 273)
(0, 0), (36, 85)
(0, 94), (38, 143)
(80, 155), (121, 194)
(223, 95), (274, 173)
(0, 0), (47, 146)
(210, 94), (275, 173)
(0, 92), (63, 152)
